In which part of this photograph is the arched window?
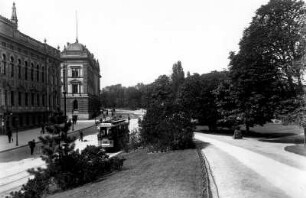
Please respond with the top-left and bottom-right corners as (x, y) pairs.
(41, 66), (44, 82)
(10, 57), (14, 77)
(73, 99), (78, 110)
(18, 59), (21, 79)
(36, 64), (39, 82)
(2, 54), (6, 75)
(31, 63), (34, 81)
(24, 61), (28, 80)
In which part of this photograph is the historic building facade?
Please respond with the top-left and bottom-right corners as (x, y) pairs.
(0, 3), (61, 133)
(60, 41), (101, 120)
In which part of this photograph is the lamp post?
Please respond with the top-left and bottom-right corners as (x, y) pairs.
(15, 117), (19, 146)
(62, 64), (67, 119)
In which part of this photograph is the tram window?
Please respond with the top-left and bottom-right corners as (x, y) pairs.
(100, 128), (107, 136)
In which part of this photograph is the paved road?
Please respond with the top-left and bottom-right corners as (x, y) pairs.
(195, 132), (306, 198)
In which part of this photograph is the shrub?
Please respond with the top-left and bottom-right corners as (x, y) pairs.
(140, 104), (194, 151)
(128, 129), (142, 150)
(9, 143), (125, 197)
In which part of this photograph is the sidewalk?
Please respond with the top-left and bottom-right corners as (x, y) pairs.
(0, 120), (96, 153)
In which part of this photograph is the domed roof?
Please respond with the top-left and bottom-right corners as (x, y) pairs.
(65, 42), (85, 51)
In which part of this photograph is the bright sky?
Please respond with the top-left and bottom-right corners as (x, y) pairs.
(0, 0), (269, 88)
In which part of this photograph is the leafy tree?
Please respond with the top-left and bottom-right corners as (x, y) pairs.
(140, 103), (194, 151)
(140, 74), (194, 150)
(177, 71), (228, 131)
(171, 61), (185, 96)
(228, 0), (306, 132)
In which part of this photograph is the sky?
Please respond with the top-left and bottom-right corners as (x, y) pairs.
(0, 0), (270, 88)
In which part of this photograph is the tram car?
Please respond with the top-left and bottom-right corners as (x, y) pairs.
(97, 119), (129, 152)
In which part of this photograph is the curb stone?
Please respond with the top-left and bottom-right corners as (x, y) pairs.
(196, 144), (220, 198)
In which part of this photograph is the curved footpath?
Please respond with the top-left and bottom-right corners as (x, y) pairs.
(195, 132), (306, 198)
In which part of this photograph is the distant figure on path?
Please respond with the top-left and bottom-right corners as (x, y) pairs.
(7, 126), (12, 143)
(72, 116), (77, 125)
(233, 126), (242, 139)
(41, 123), (45, 134)
(28, 139), (36, 155)
(79, 131), (84, 142)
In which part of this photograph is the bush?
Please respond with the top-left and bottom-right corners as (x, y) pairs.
(128, 129), (142, 150)
(9, 145), (125, 198)
(140, 104), (194, 151)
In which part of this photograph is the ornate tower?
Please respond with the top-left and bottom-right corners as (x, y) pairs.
(11, 2), (18, 28)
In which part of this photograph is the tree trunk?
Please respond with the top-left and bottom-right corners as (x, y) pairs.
(304, 127), (306, 147)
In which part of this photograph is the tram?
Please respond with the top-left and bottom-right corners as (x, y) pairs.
(97, 118), (129, 152)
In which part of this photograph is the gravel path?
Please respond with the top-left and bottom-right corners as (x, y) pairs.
(195, 132), (306, 198)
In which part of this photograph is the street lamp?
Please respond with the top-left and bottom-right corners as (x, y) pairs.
(62, 64), (67, 119)
(15, 117), (19, 146)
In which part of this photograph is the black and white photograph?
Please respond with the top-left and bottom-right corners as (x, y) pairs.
(0, 0), (306, 197)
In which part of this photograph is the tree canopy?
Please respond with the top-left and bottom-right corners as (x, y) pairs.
(227, 0), (306, 130)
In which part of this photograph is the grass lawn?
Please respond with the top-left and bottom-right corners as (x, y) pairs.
(47, 148), (204, 198)
(285, 144), (306, 157)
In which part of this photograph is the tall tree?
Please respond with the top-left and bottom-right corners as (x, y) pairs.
(171, 61), (185, 96)
(177, 71), (228, 131)
(228, 0), (306, 131)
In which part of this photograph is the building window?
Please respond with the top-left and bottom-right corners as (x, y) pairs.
(36, 64), (39, 82)
(73, 99), (78, 110)
(4, 90), (7, 105)
(18, 59), (21, 79)
(10, 57), (14, 77)
(31, 93), (34, 106)
(42, 94), (45, 106)
(41, 67), (44, 83)
(25, 93), (28, 106)
(53, 94), (56, 107)
(11, 91), (14, 106)
(1, 54), (6, 75)
(72, 84), (78, 94)
(71, 68), (79, 78)
(25, 61), (28, 80)
(49, 95), (52, 108)
(18, 92), (21, 106)
(37, 94), (40, 106)
(31, 63), (34, 81)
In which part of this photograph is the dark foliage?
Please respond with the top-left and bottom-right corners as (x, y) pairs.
(9, 114), (125, 198)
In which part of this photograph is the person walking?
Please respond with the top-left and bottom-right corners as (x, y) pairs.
(72, 116), (76, 125)
(7, 126), (12, 143)
(79, 131), (84, 142)
(41, 123), (45, 134)
(28, 139), (36, 155)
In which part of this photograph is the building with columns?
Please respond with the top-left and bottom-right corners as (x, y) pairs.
(60, 41), (101, 120)
(0, 3), (61, 133)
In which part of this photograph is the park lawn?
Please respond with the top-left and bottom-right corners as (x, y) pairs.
(48, 148), (204, 198)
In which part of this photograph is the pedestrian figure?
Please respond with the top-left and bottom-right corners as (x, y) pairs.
(97, 132), (102, 146)
(28, 139), (36, 155)
(73, 115), (78, 125)
(128, 115), (131, 123)
(67, 119), (72, 127)
(233, 126), (242, 139)
(79, 131), (84, 142)
(7, 126), (12, 143)
(41, 123), (45, 134)
(72, 116), (76, 125)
